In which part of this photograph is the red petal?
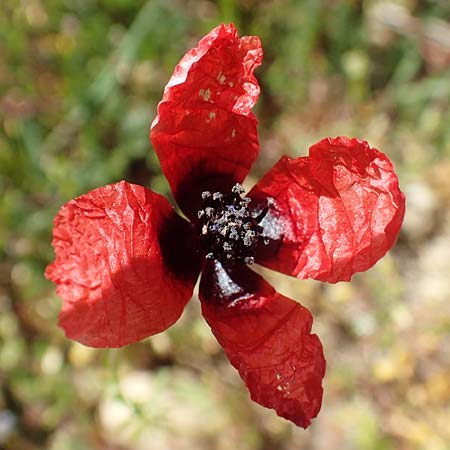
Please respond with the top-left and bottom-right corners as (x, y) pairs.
(45, 181), (200, 348)
(150, 23), (262, 219)
(199, 260), (325, 428)
(250, 137), (406, 283)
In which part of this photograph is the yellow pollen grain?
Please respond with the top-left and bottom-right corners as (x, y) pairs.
(199, 88), (211, 101)
(217, 71), (226, 84)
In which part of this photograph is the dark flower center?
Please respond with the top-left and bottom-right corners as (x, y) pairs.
(197, 183), (269, 264)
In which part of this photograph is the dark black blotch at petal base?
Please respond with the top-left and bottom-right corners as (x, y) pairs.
(248, 196), (285, 262)
(200, 258), (267, 307)
(159, 213), (202, 282)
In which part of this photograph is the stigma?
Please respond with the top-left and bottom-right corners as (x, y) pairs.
(197, 183), (269, 264)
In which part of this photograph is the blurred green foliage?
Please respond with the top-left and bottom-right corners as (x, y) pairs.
(1, 0), (450, 449)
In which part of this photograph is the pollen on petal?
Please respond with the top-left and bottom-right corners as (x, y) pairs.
(150, 23), (262, 220)
(199, 261), (325, 427)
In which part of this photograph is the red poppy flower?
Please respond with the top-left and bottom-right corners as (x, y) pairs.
(45, 24), (405, 428)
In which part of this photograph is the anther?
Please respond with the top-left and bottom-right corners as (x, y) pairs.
(231, 184), (245, 194)
(229, 229), (239, 240)
(197, 183), (271, 265)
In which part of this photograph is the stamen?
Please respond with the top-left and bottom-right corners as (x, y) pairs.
(231, 183), (245, 194)
(196, 183), (273, 264)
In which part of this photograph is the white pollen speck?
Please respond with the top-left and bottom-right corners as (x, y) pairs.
(208, 112), (216, 120)
(228, 81), (234, 87)
(217, 71), (226, 84)
(231, 129), (236, 138)
(199, 88), (211, 101)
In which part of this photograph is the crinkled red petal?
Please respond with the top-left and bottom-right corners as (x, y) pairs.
(45, 181), (200, 348)
(199, 260), (325, 428)
(150, 23), (262, 219)
(250, 137), (406, 283)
